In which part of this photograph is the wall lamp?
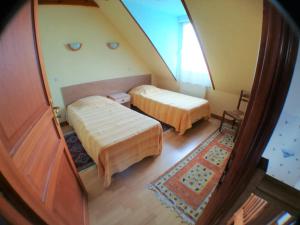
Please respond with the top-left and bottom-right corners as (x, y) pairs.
(106, 42), (119, 50)
(66, 42), (82, 51)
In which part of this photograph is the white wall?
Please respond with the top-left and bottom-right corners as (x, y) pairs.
(263, 45), (300, 190)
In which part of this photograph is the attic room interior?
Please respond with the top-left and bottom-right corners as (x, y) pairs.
(0, 0), (299, 225)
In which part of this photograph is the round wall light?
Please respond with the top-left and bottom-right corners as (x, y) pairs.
(107, 42), (119, 50)
(67, 42), (82, 51)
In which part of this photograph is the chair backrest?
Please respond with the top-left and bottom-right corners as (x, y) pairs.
(227, 194), (268, 225)
(237, 90), (250, 110)
(242, 194), (267, 224)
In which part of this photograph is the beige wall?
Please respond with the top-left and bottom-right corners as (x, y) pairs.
(184, 0), (263, 115)
(38, 5), (151, 120)
(39, 0), (263, 119)
(98, 0), (263, 116)
(185, 0), (263, 94)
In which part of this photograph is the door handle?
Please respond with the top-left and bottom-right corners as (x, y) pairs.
(52, 106), (61, 119)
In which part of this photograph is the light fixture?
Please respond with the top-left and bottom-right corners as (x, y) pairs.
(66, 42), (82, 51)
(107, 42), (119, 49)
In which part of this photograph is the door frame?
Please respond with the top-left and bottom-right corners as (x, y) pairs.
(32, 0), (86, 193)
(196, 0), (299, 224)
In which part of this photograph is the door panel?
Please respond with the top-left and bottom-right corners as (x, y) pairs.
(0, 0), (48, 154)
(0, 195), (32, 225)
(13, 110), (61, 201)
(52, 151), (86, 225)
(0, 1), (87, 224)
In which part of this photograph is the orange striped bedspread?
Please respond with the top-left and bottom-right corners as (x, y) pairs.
(129, 85), (210, 134)
(67, 96), (163, 187)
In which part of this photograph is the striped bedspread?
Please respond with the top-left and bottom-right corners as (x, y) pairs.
(67, 96), (162, 187)
(129, 85), (210, 134)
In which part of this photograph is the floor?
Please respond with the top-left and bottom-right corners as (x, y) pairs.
(85, 118), (220, 225)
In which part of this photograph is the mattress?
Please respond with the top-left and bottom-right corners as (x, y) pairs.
(129, 85), (210, 134)
(67, 96), (163, 187)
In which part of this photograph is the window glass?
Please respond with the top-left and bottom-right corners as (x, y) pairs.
(122, 0), (211, 87)
(179, 23), (211, 86)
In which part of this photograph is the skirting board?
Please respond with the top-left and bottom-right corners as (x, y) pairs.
(211, 113), (233, 124)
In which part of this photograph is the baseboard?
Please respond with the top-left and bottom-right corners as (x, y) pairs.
(211, 113), (233, 124)
(60, 121), (69, 127)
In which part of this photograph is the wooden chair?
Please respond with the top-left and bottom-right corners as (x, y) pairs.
(219, 90), (250, 141)
(226, 194), (268, 225)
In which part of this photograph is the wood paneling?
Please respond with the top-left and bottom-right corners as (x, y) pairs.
(61, 74), (151, 105)
(0, 196), (31, 225)
(39, 0), (99, 7)
(52, 151), (86, 225)
(0, 1), (87, 224)
(0, 1), (49, 154)
(12, 110), (60, 201)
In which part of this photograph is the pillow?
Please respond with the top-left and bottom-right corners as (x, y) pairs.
(129, 85), (158, 95)
(69, 95), (112, 108)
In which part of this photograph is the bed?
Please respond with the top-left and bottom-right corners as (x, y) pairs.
(129, 85), (210, 134)
(67, 96), (163, 187)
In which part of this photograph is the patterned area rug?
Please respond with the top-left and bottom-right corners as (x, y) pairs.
(148, 127), (235, 224)
(64, 132), (95, 172)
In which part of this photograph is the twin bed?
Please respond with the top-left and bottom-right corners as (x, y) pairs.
(130, 85), (210, 134)
(67, 96), (162, 187)
(64, 81), (210, 187)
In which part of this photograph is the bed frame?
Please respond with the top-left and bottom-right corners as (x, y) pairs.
(61, 74), (151, 106)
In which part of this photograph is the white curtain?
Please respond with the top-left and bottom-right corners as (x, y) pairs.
(178, 23), (211, 87)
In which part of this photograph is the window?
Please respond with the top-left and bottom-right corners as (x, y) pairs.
(178, 23), (211, 87)
(122, 0), (212, 87)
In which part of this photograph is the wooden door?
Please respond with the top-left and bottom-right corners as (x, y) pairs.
(196, 1), (299, 224)
(0, 1), (87, 225)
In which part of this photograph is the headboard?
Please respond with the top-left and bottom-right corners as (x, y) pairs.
(61, 74), (151, 106)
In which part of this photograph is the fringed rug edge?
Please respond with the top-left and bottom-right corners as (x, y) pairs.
(147, 184), (196, 225)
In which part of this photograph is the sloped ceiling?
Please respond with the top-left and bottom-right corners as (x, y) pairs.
(95, 0), (177, 89)
(184, 0), (263, 94)
(96, 0), (263, 94)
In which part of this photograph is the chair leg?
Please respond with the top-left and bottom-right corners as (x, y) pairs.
(234, 122), (241, 142)
(232, 119), (236, 128)
(219, 112), (226, 132)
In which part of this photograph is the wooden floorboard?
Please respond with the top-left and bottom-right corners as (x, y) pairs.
(81, 118), (220, 225)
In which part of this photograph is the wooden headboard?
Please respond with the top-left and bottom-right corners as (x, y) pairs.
(61, 74), (151, 106)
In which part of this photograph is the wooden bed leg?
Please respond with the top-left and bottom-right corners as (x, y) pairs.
(204, 116), (210, 121)
(178, 131), (185, 135)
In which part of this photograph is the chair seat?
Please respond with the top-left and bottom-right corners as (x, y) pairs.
(219, 90), (250, 142)
(224, 109), (244, 121)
